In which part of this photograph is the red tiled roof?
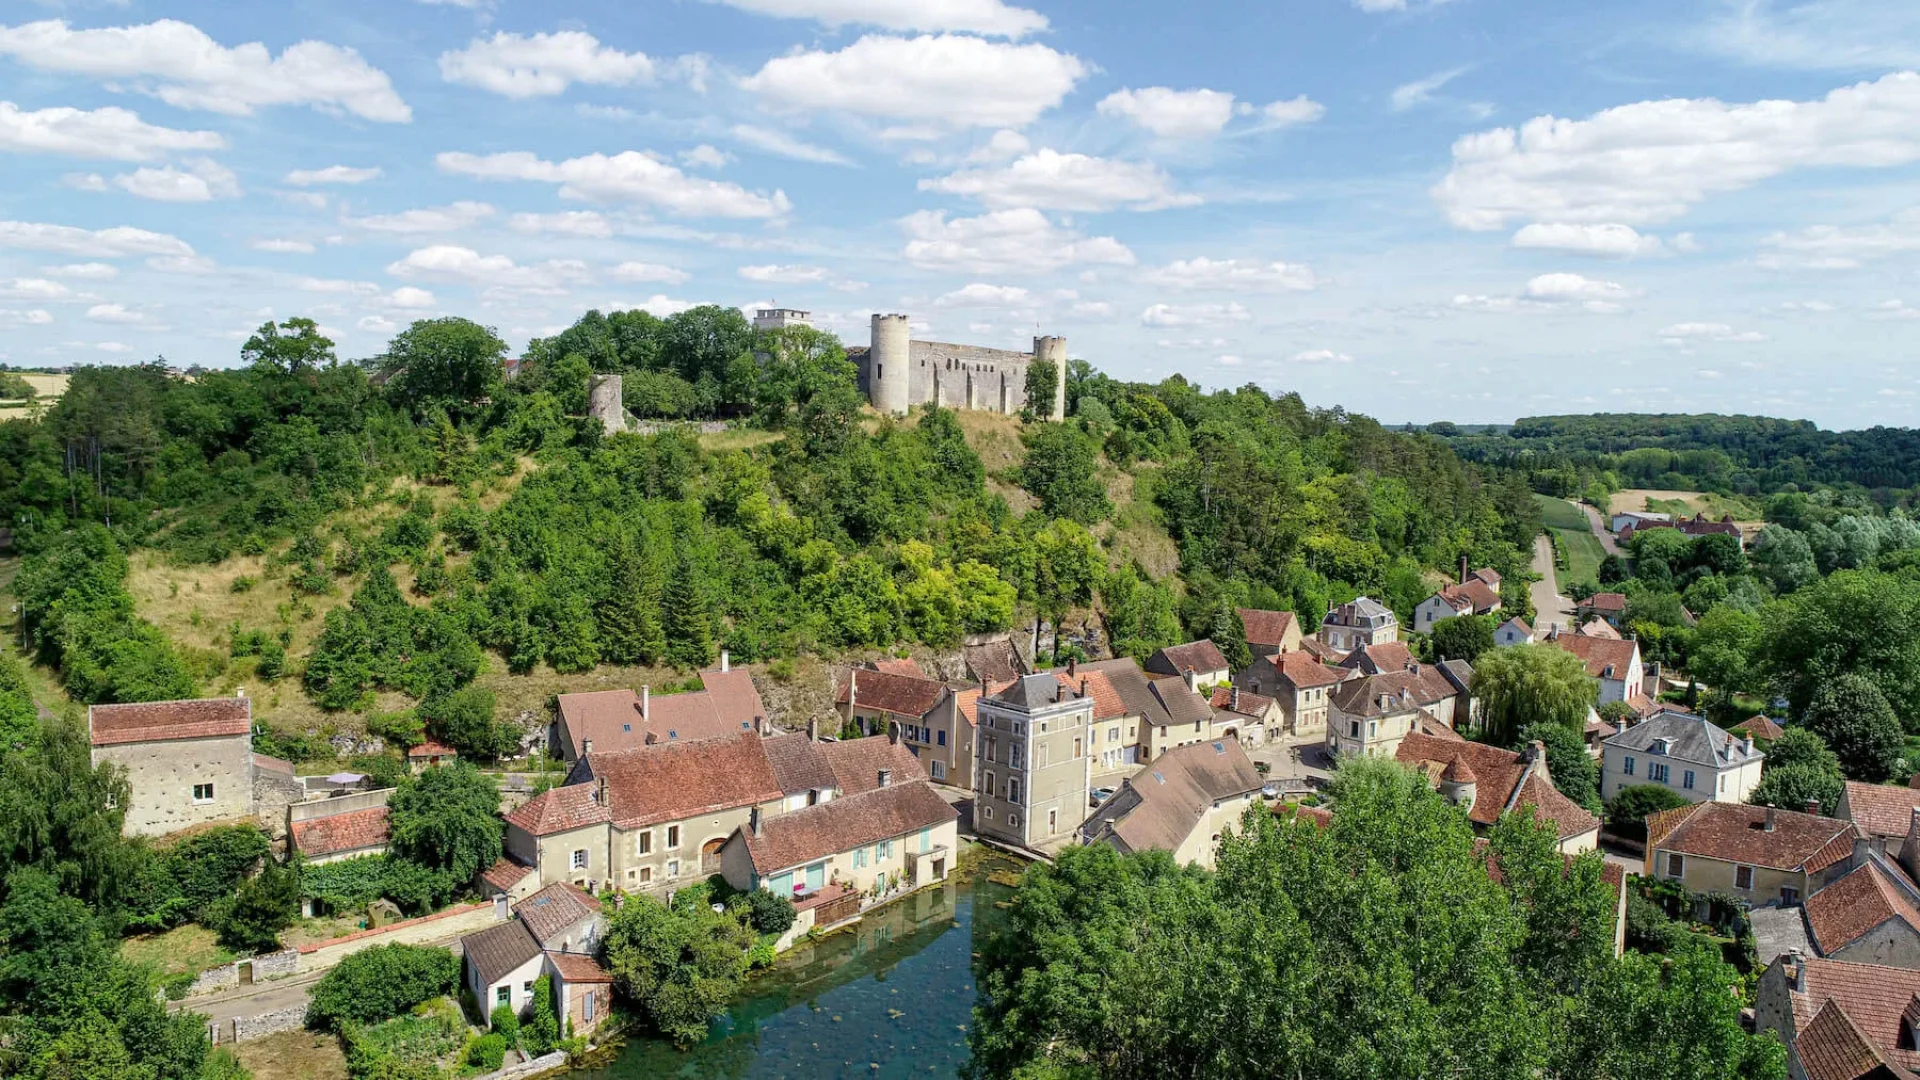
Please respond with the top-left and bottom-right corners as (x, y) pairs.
(89, 698), (251, 747)
(290, 806), (390, 859)
(1551, 633), (1639, 680)
(1341, 641), (1417, 675)
(546, 951), (613, 984)
(1845, 782), (1920, 840)
(587, 730), (782, 831)
(741, 781), (956, 874)
(1653, 801), (1857, 873)
(1732, 714), (1787, 741)
(1049, 669), (1126, 720)
(1395, 731), (1598, 840)
(1806, 861), (1920, 957)
(1270, 650), (1344, 690)
(836, 667), (948, 719)
(872, 658), (928, 679)
(699, 668), (767, 730)
(505, 784), (608, 836)
(1210, 686), (1276, 717)
(817, 734), (927, 795)
(1237, 609), (1297, 649)
(555, 683), (756, 758)
(479, 857), (535, 894)
(1583, 592), (1628, 613)
(1149, 640), (1228, 676)
(516, 882), (601, 945)
(253, 753), (294, 774)
(1794, 999), (1908, 1080)
(1437, 579), (1502, 613)
(408, 737), (457, 758)
(1790, 958), (1920, 1076)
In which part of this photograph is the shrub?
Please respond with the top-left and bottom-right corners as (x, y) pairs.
(525, 973), (558, 1054)
(741, 889), (796, 936)
(306, 943), (460, 1031)
(1605, 784), (1693, 842)
(467, 1033), (507, 1071)
(341, 1009), (463, 1080)
(301, 854), (455, 916)
(489, 1003), (520, 1041)
(211, 857), (300, 952)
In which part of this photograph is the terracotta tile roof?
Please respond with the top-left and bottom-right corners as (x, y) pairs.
(581, 730), (783, 831)
(1210, 686), (1276, 717)
(1794, 999), (1911, 1080)
(1048, 668), (1126, 720)
(408, 737), (457, 759)
(89, 698), (251, 747)
(1551, 633), (1639, 680)
(741, 780), (956, 875)
(1806, 860), (1920, 957)
(1845, 782), (1920, 841)
(1082, 739), (1263, 856)
(463, 919), (541, 987)
(515, 882), (601, 946)
(1469, 568), (1503, 589)
(1733, 714), (1787, 741)
(555, 686), (753, 758)
(253, 753), (294, 774)
(1146, 640), (1228, 678)
(763, 733), (839, 796)
(1653, 801), (1857, 873)
(871, 658), (928, 678)
(1790, 958), (1920, 1075)
(1147, 676), (1215, 728)
(1297, 638), (1346, 662)
(1269, 650), (1344, 690)
(1583, 592), (1628, 613)
(479, 857), (535, 894)
(953, 685), (993, 727)
(545, 951), (613, 984)
(1330, 665), (1465, 719)
(962, 640), (1024, 684)
(818, 734), (927, 795)
(505, 783), (608, 836)
(1340, 641), (1417, 675)
(699, 668), (767, 730)
(1395, 732), (1598, 840)
(1436, 579), (1502, 613)
(836, 667), (948, 719)
(290, 806), (391, 859)
(1237, 609), (1297, 649)
(1079, 659), (1176, 726)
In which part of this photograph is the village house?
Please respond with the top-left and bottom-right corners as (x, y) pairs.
(1609, 510), (1671, 534)
(1209, 685), (1279, 748)
(460, 886), (614, 1034)
(462, 919), (546, 1017)
(406, 738), (458, 773)
(288, 791), (392, 865)
(88, 695), (301, 837)
(551, 655), (766, 763)
(1047, 663), (1139, 782)
(836, 661), (974, 788)
(1797, 855), (1920, 970)
(1646, 801), (1855, 907)
(720, 775), (958, 902)
(514, 881), (604, 954)
(1143, 640), (1231, 693)
(1840, 781), (1920, 850)
(1731, 714), (1787, 743)
(1325, 661), (1473, 759)
(1079, 739), (1265, 870)
(547, 952), (614, 1037)
(1601, 710), (1765, 804)
(1234, 649), (1343, 737)
(1395, 732), (1601, 854)
(974, 673), (1098, 850)
(1236, 608), (1302, 657)
(1576, 592), (1629, 629)
(1756, 952), (1920, 1080)
(1319, 596), (1399, 652)
(1546, 626), (1657, 713)
(1339, 640), (1417, 676)
(1412, 566), (1504, 634)
(1139, 673), (1231, 759)
(1494, 617), (1533, 647)
(477, 857), (540, 904)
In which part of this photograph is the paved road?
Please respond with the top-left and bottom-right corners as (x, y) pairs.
(175, 922), (482, 1029)
(1530, 533), (1574, 635)
(1578, 502), (1625, 557)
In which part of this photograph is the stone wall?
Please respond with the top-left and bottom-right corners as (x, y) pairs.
(253, 768), (306, 839)
(473, 1051), (569, 1080)
(229, 1005), (307, 1043)
(95, 732), (255, 837)
(185, 949), (301, 999)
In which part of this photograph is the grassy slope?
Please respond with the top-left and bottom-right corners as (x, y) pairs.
(1535, 494), (1606, 591)
(1606, 488), (1764, 523)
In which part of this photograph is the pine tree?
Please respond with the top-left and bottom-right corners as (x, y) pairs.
(597, 539), (665, 665)
(662, 551), (713, 670)
(1208, 599), (1253, 671)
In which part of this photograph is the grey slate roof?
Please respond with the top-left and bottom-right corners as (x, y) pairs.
(463, 918), (540, 987)
(1603, 709), (1762, 769)
(991, 673), (1075, 710)
(1325, 597), (1393, 624)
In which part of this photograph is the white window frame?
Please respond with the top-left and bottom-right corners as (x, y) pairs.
(1665, 852), (1684, 880)
(667, 858), (681, 880)
(191, 782), (215, 804)
(571, 849), (589, 871)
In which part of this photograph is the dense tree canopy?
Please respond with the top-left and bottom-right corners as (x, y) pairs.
(1470, 645), (1597, 747)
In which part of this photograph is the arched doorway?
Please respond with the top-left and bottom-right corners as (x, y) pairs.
(701, 837), (727, 874)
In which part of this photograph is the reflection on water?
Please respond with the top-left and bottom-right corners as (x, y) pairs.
(577, 858), (1019, 1080)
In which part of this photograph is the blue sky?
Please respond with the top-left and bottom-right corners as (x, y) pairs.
(1, 0), (1918, 427)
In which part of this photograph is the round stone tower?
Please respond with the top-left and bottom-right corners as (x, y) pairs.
(1032, 335), (1067, 421)
(870, 313), (912, 415)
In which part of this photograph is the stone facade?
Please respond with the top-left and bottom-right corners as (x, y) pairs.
(973, 675), (1097, 849)
(226, 1005), (307, 1044)
(98, 732), (256, 837)
(859, 314), (1066, 419)
(504, 803), (769, 895)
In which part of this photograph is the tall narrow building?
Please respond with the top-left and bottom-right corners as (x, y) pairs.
(973, 674), (1096, 849)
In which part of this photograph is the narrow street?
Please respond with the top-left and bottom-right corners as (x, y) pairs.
(1530, 533), (1573, 634)
(1579, 502), (1625, 557)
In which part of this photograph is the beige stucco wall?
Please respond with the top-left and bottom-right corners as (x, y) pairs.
(1146, 716), (1214, 759)
(96, 733), (254, 837)
(1602, 748), (1761, 804)
(976, 697), (1093, 848)
(1090, 715), (1142, 779)
(468, 952), (545, 1018)
(1650, 849), (1808, 906)
(1326, 706), (1417, 759)
(753, 818), (961, 897)
(1559, 826), (1600, 856)
(1172, 792), (1259, 870)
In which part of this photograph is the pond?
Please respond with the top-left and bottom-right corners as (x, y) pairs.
(574, 855), (1020, 1080)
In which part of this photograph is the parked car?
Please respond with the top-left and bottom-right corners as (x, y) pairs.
(1090, 787), (1116, 807)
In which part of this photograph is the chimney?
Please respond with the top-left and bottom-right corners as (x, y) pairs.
(888, 721), (900, 746)
(807, 716), (819, 742)
(1066, 657), (1076, 679)
(848, 669), (857, 719)
(1185, 669), (1199, 693)
(1805, 798), (1822, 816)
(1230, 686), (1240, 711)
(641, 685), (650, 719)
(1910, 773), (1920, 791)
(236, 687), (247, 698)
(1079, 676), (1088, 697)
(720, 649), (730, 673)
(1460, 554), (1469, 585)
(1745, 735), (1755, 755)
(1787, 948), (1806, 992)
(1251, 679), (1261, 696)
(595, 775), (608, 805)
(1765, 806), (1777, 832)
(582, 738), (594, 756)
(878, 768), (891, 788)
(749, 806), (762, 837)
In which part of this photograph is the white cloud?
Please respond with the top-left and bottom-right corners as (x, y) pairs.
(705, 0), (1047, 37)
(284, 165), (381, 186)
(611, 261), (691, 285)
(629, 295), (700, 317)
(0, 309), (52, 327)
(344, 201), (498, 233)
(0, 278), (69, 300)
(738, 264), (830, 284)
(0, 18), (410, 122)
(105, 159), (240, 202)
(437, 150), (791, 218)
(900, 208), (1134, 273)
(1140, 301), (1253, 327)
(1392, 66), (1469, 111)
(1511, 222), (1665, 258)
(0, 101), (224, 161)
(0, 220), (192, 258)
(1453, 273), (1636, 314)
(507, 211), (613, 237)
(278, 191), (330, 210)
(85, 303), (151, 324)
(1870, 299), (1920, 321)
(62, 173), (108, 193)
(147, 254), (217, 274)
(377, 286), (437, 309)
(43, 262), (116, 280)
(92, 341), (132, 354)
(1141, 256), (1316, 292)
(967, 129), (1030, 162)
(358, 314), (398, 333)
(1291, 349), (1354, 363)
(1097, 87), (1237, 139)
(680, 144), (730, 169)
(740, 34), (1086, 132)
(1697, 0), (1920, 73)
(439, 31), (655, 98)
(387, 245), (593, 291)
(1435, 71), (1920, 230)
(1760, 207), (1920, 269)
(251, 238), (315, 254)
(1659, 321), (1768, 344)
(1069, 300), (1112, 317)
(297, 277), (382, 297)
(935, 282), (1032, 306)
(920, 148), (1198, 211)
(729, 124), (853, 166)
(1257, 95), (1327, 128)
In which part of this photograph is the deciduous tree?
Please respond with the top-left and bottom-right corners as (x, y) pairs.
(1470, 644), (1597, 747)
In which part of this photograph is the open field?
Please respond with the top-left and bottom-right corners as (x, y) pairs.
(231, 1030), (348, 1080)
(1607, 488), (1764, 523)
(121, 924), (234, 979)
(1535, 495), (1606, 590)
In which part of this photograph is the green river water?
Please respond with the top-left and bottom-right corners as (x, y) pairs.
(574, 856), (1019, 1080)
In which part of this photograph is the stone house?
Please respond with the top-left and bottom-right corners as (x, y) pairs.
(836, 663), (972, 788)
(1576, 592), (1628, 629)
(477, 857), (540, 904)
(1839, 782), (1920, 849)
(1236, 609), (1302, 658)
(547, 952), (614, 1037)
(1209, 686), (1279, 747)
(1319, 597), (1399, 652)
(1143, 640), (1231, 693)
(1079, 739), (1265, 870)
(1755, 952), (1920, 1080)
(1646, 801), (1855, 907)
(406, 738), (458, 773)
(460, 901), (613, 1035)
(1324, 662), (1472, 759)
(288, 799), (391, 865)
(515, 882), (603, 954)
(1412, 570), (1503, 635)
(720, 779), (958, 901)
(974, 673), (1098, 850)
(1545, 627), (1654, 711)
(89, 696), (291, 837)
(1601, 710), (1764, 804)
(1395, 732), (1601, 854)
(551, 657), (766, 763)
(1139, 674), (1230, 759)
(1799, 856), (1920, 970)
(1494, 617), (1533, 647)
(463, 919), (546, 1016)
(1234, 650), (1343, 737)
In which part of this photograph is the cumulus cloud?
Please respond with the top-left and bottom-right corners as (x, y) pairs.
(704, 0), (1047, 37)
(1435, 71), (1920, 230)
(1291, 349), (1354, 363)
(251, 238), (315, 254)
(437, 150), (791, 218)
(611, 262), (691, 284)
(1140, 301), (1253, 327)
(0, 220), (193, 258)
(900, 208), (1134, 273)
(1759, 207), (1920, 269)
(738, 264), (830, 283)
(1097, 87), (1237, 138)
(1454, 273), (1636, 314)
(147, 254), (217, 275)
(1658, 321), (1768, 344)
(358, 314), (398, 334)
(376, 286), (437, 310)
(967, 129), (1030, 162)
(1141, 256), (1316, 292)
(920, 148), (1198, 211)
(43, 262), (117, 279)
(1511, 222), (1666, 258)
(680, 145), (730, 169)
(387, 245), (593, 292)
(439, 31), (655, 98)
(110, 159), (240, 202)
(0, 278), (70, 300)
(729, 124), (853, 166)
(935, 282), (1032, 306)
(0, 309), (52, 327)
(0, 18), (410, 122)
(284, 165), (381, 186)
(344, 201), (498, 233)
(1258, 96), (1327, 128)
(85, 303), (156, 325)
(0, 101), (225, 161)
(507, 211), (613, 237)
(741, 34), (1086, 132)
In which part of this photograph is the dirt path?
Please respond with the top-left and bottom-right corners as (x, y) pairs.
(1530, 534), (1573, 635)
(1579, 503), (1624, 557)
